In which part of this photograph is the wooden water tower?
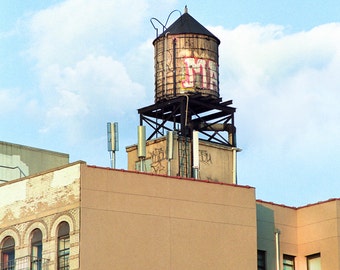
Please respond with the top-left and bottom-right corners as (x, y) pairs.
(130, 7), (238, 182)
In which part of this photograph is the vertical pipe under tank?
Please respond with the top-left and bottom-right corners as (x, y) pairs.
(166, 131), (174, 175)
(192, 130), (199, 179)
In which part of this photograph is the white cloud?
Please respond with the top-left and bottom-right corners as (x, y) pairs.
(39, 54), (146, 143)
(28, 0), (149, 68)
(208, 23), (340, 204)
(125, 38), (154, 101)
(0, 89), (23, 114)
(211, 23), (340, 147)
(25, 0), (156, 144)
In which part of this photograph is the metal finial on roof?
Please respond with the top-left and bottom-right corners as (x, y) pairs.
(184, 5), (188, 14)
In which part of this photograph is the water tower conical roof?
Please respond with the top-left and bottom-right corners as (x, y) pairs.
(157, 10), (220, 44)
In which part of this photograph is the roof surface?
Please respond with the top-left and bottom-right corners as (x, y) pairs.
(157, 11), (220, 44)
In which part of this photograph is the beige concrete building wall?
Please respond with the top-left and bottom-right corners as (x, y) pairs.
(256, 203), (276, 269)
(3, 157), (340, 270)
(198, 141), (236, 183)
(257, 199), (340, 270)
(0, 141), (69, 182)
(296, 199), (340, 270)
(0, 162), (81, 270)
(80, 164), (257, 270)
(256, 201), (298, 269)
(126, 136), (236, 184)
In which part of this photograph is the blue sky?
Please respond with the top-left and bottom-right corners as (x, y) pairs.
(1, 0), (340, 206)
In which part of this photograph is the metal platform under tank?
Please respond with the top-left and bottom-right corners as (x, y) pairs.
(138, 93), (236, 147)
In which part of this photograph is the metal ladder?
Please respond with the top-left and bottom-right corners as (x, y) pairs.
(178, 136), (191, 178)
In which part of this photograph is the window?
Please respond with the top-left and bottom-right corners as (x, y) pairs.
(31, 229), (43, 270)
(1, 237), (15, 270)
(283, 254), (295, 270)
(257, 250), (266, 270)
(57, 222), (70, 270)
(307, 253), (321, 270)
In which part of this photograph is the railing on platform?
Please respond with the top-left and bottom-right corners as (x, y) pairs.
(0, 255), (49, 270)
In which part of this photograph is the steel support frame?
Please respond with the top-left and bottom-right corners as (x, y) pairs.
(138, 94), (236, 146)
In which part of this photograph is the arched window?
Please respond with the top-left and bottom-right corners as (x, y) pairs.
(31, 229), (42, 270)
(1, 236), (15, 270)
(57, 222), (70, 270)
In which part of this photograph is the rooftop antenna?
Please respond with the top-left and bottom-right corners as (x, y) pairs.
(107, 122), (119, 169)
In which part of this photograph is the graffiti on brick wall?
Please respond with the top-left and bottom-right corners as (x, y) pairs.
(149, 148), (166, 173)
(148, 147), (212, 171)
(199, 150), (212, 165)
(181, 57), (218, 91)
